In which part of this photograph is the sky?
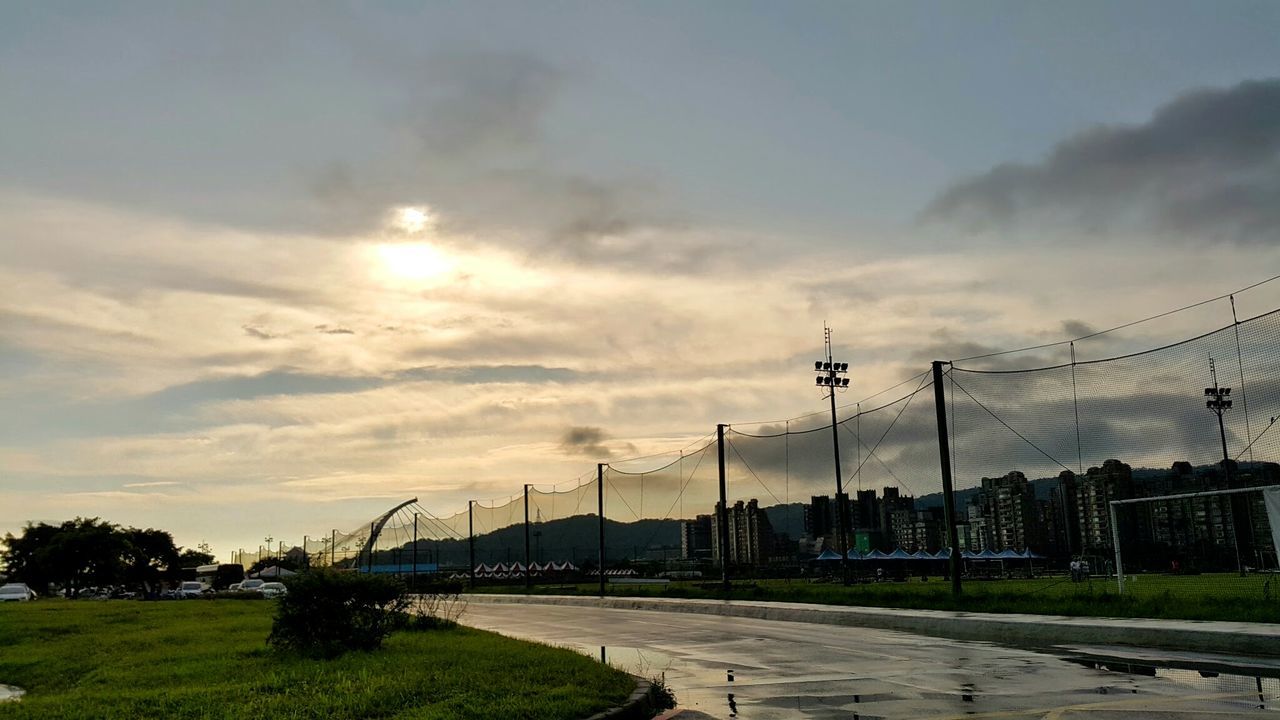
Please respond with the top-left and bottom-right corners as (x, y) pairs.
(3, 2), (1280, 558)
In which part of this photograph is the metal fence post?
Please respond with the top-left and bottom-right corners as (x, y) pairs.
(524, 484), (532, 591)
(932, 361), (963, 597)
(468, 500), (476, 589)
(598, 463), (606, 597)
(718, 423), (730, 591)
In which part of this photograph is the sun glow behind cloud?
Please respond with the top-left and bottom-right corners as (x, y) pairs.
(374, 242), (454, 281)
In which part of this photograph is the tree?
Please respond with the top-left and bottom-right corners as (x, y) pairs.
(124, 528), (183, 592)
(178, 548), (216, 567)
(247, 556), (300, 575)
(2, 518), (184, 596)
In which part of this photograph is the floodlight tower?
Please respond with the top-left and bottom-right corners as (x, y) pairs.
(1205, 357), (1243, 576)
(814, 326), (852, 583)
(1205, 357), (1234, 482)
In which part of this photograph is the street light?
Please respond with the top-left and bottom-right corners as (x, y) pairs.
(814, 325), (852, 584)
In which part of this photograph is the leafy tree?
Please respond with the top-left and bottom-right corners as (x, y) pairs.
(2, 518), (185, 596)
(178, 548), (216, 567)
(124, 528), (183, 592)
(247, 556), (299, 575)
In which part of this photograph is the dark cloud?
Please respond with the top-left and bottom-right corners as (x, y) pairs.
(1061, 319), (1098, 338)
(315, 325), (355, 335)
(559, 426), (635, 459)
(923, 78), (1280, 243)
(241, 325), (278, 340)
(560, 426), (611, 457)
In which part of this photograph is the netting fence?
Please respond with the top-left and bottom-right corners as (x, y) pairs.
(234, 278), (1280, 608)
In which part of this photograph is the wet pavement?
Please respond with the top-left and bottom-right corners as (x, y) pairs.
(462, 602), (1280, 719)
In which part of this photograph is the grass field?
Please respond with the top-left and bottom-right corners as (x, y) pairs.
(474, 572), (1280, 623)
(0, 599), (634, 719)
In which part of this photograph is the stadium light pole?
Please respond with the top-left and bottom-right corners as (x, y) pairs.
(814, 326), (852, 584)
(1205, 358), (1243, 575)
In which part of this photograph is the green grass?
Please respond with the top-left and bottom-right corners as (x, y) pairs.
(0, 600), (634, 719)
(474, 572), (1280, 623)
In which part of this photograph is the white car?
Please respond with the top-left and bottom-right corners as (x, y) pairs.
(239, 579), (266, 593)
(178, 581), (207, 598)
(260, 582), (288, 599)
(0, 583), (37, 602)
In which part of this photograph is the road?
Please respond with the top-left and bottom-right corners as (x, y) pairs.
(462, 601), (1280, 719)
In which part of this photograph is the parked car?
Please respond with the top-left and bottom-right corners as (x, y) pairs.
(0, 583), (37, 602)
(260, 582), (287, 599)
(228, 582), (242, 592)
(239, 579), (266, 593)
(178, 581), (207, 598)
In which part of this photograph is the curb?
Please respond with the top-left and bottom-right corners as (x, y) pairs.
(583, 678), (652, 720)
(466, 593), (1280, 658)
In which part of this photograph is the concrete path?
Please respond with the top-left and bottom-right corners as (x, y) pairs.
(463, 596), (1280, 719)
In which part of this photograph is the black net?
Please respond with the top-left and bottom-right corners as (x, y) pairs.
(250, 283), (1280, 612)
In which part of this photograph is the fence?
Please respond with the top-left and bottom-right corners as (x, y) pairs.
(236, 278), (1280, 608)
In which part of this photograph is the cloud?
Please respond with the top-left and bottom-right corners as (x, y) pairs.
(558, 426), (636, 459)
(315, 325), (355, 335)
(242, 325), (278, 340)
(923, 78), (1280, 244)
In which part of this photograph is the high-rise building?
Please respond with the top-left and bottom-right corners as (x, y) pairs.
(710, 499), (776, 567)
(804, 495), (834, 541)
(679, 514), (713, 560)
(1074, 459), (1133, 556)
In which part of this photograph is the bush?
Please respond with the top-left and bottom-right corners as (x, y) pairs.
(405, 586), (468, 631)
(267, 570), (409, 658)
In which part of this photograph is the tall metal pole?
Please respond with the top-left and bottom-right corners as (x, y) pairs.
(814, 328), (851, 584)
(367, 524), (374, 573)
(828, 367), (849, 585)
(597, 463), (606, 597)
(303, 535), (309, 570)
(468, 501), (476, 588)
(1207, 358), (1243, 576)
(717, 423), (730, 590)
(524, 484), (532, 590)
(330, 530), (336, 567)
(412, 512), (419, 587)
(932, 361), (963, 597)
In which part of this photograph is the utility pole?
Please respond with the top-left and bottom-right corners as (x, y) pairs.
(814, 326), (852, 584)
(412, 512), (419, 587)
(330, 529), (336, 566)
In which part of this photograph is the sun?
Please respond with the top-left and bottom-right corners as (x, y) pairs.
(376, 242), (453, 281)
(393, 206), (431, 234)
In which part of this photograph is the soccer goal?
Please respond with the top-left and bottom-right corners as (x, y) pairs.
(1109, 484), (1280, 596)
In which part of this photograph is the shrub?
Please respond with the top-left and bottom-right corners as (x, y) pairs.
(267, 569), (409, 658)
(405, 585), (468, 631)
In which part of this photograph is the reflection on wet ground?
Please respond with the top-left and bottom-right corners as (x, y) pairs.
(463, 602), (1280, 718)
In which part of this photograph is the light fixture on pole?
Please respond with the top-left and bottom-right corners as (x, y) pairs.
(1205, 357), (1243, 576)
(814, 325), (852, 584)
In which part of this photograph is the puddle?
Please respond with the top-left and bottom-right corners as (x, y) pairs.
(0, 685), (23, 702)
(1064, 656), (1280, 710)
